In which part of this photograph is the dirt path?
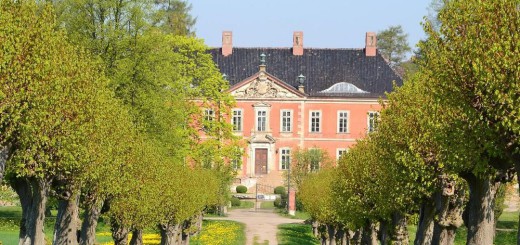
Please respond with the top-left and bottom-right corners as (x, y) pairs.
(205, 207), (305, 245)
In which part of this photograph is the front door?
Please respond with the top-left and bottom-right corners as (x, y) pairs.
(255, 148), (268, 175)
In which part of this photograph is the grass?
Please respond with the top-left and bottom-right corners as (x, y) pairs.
(260, 201), (275, 209)
(276, 209), (311, 220)
(274, 211), (518, 245)
(253, 235), (269, 245)
(277, 223), (319, 245)
(408, 211), (518, 245)
(230, 200), (255, 209)
(191, 220), (245, 245)
(0, 206), (111, 244)
(0, 206), (246, 245)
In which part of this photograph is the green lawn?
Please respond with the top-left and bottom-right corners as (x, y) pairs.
(276, 209), (311, 220)
(260, 201), (275, 209)
(277, 223), (319, 245)
(0, 206), (245, 245)
(408, 211), (518, 245)
(0, 206), (111, 245)
(191, 220), (245, 245)
(230, 200), (255, 209)
(275, 211), (518, 245)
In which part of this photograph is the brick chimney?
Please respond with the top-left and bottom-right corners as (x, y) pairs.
(222, 31), (233, 56)
(365, 32), (377, 57)
(293, 31), (303, 56)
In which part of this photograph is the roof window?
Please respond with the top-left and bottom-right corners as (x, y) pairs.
(319, 82), (369, 94)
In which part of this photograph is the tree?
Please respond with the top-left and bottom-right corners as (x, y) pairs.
(0, 1), (119, 244)
(420, 1), (519, 243)
(154, 0), (197, 36)
(377, 25), (411, 68)
(299, 169), (351, 244)
(289, 148), (333, 190)
(426, 0), (444, 32)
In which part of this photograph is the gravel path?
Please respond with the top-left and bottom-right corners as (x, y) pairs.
(205, 206), (305, 245)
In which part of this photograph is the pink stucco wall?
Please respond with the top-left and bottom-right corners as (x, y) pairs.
(232, 98), (381, 177)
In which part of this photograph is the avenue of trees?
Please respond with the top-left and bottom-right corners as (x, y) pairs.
(297, 0), (519, 245)
(0, 0), (240, 245)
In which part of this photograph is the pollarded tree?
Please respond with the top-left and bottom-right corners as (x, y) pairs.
(105, 137), (171, 245)
(420, 1), (520, 243)
(299, 169), (351, 245)
(334, 138), (385, 244)
(155, 166), (220, 244)
(290, 148), (334, 190)
(334, 134), (419, 245)
(78, 99), (142, 245)
(374, 72), (469, 245)
(0, 1), (116, 244)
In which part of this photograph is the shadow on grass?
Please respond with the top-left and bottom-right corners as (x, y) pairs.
(277, 223), (319, 245)
(0, 206), (23, 218)
(497, 221), (518, 230)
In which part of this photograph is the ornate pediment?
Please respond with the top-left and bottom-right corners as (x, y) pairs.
(230, 71), (303, 99)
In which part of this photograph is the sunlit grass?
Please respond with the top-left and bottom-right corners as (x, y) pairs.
(277, 223), (319, 245)
(191, 220), (245, 245)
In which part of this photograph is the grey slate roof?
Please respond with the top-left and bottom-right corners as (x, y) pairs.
(208, 48), (402, 98)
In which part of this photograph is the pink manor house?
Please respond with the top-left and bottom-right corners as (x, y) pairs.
(208, 31), (402, 188)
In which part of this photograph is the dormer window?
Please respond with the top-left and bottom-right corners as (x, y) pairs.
(319, 82), (369, 94)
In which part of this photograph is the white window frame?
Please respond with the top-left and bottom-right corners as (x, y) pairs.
(309, 110), (321, 133)
(367, 111), (380, 133)
(257, 109), (267, 132)
(279, 148), (291, 170)
(204, 109), (214, 121)
(337, 110), (350, 133)
(280, 109), (293, 133)
(232, 109), (243, 132)
(336, 148), (348, 160)
(231, 148), (243, 170)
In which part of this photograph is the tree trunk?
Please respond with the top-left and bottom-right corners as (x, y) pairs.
(360, 220), (378, 245)
(159, 222), (182, 245)
(431, 183), (465, 245)
(336, 227), (349, 245)
(130, 229), (143, 245)
(327, 224), (337, 245)
(378, 220), (389, 245)
(192, 212), (203, 237)
(53, 193), (80, 245)
(414, 200), (435, 245)
(181, 219), (191, 245)
(463, 174), (499, 245)
(12, 178), (31, 242)
(79, 200), (103, 245)
(390, 212), (409, 245)
(312, 220), (320, 237)
(351, 229), (362, 245)
(111, 221), (129, 245)
(13, 178), (49, 245)
(0, 144), (10, 183)
(515, 162), (520, 245)
(319, 223), (328, 245)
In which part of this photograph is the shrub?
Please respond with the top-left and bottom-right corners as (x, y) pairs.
(236, 185), (248, 193)
(295, 195), (304, 211)
(230, 197), (241, 207)
(274, 197), (283, 208)
(274, 186), (286, 195)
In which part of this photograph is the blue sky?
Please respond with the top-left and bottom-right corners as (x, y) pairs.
(189, 0), (432, 54)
